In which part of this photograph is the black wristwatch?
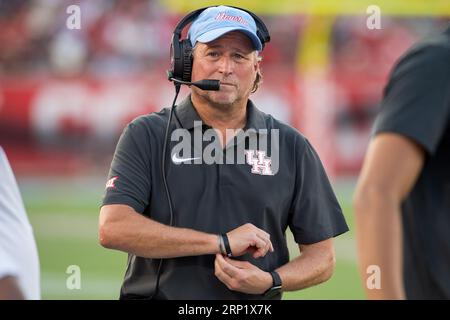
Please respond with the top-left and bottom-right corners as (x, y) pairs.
(263, 271), (282, 298)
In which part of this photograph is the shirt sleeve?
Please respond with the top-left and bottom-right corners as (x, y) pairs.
(288, 137), (349, 244)
(0, 147), (30, 279)
(102, 118), (152, 214)
(373, 44), (450, 155)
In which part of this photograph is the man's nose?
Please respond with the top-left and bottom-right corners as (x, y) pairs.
(217, 56), (233, 75)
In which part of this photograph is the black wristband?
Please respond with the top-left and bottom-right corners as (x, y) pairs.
(269, 271), (282, 288)
(221, 233), (232, 257)
(263, 271), (282, 298)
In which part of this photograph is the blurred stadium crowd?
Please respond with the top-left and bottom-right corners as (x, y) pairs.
(0, 0), (447, 177)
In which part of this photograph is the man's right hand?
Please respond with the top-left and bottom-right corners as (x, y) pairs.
(226, 223), (274, 258)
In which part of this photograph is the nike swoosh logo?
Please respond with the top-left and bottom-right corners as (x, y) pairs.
(171, 154), (201, 164)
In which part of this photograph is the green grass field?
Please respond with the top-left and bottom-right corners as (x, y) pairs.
(19, 177), (365, 300)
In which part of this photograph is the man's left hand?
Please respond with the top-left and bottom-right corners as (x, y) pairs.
(214, 253), (272, 294)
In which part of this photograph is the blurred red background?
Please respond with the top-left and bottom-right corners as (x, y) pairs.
(0, 0), (448, 177)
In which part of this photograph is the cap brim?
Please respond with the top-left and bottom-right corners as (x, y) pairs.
(195, 26), (262, 51)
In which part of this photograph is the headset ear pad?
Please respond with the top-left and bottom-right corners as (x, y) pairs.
(180, 39), (193, 82)
(170, 37), (193, 82)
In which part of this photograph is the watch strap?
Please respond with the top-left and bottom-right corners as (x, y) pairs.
(269, 270), (282, 288)
(263, 270), (282, 297)
(221, 233), (233, 257)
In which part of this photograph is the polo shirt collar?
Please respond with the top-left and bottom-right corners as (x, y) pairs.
(175, 95), (267, 131)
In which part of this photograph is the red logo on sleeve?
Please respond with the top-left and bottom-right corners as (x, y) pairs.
(105, 176), (118, 189)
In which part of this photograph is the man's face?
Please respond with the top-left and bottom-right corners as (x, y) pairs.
(191, 31), (260, 108)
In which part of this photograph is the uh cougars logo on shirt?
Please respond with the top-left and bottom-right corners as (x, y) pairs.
(244, 150), (274, 176)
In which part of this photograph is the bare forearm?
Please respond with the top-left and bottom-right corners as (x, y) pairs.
(276, 245), (335, 292)
(116, 222), (219, 259)
(99, 205), (219, 258)
(354, 192), (405, 299)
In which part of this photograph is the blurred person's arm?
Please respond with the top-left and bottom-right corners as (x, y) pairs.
(99, 204), (273, 259)
(353, 133), (425, 299)
(0, 276), (24, 300)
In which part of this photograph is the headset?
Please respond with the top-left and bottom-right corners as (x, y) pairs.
(151, 6), (271, 300)
(167, 5), (271, 85)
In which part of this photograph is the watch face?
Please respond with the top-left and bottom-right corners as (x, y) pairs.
(264, 285), (282, 299)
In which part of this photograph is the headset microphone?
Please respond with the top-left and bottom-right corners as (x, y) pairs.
(168, 77), (221, 91)
(167, 68), (220, 91)
(192, 79), (220, 91)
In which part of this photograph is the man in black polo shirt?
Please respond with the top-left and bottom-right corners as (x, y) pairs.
(354, 24), (450, 299)
(99, 5), (348, 300)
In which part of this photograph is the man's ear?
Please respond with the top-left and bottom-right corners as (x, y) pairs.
(254, 59), (260, 71)
(252, 63), (259, 82)
(253, 52), (262, 71)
